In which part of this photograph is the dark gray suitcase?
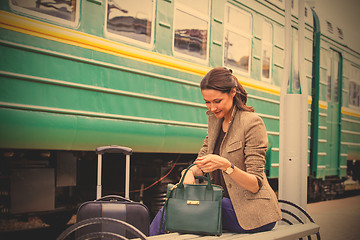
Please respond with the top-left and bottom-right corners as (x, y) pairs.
(76, 146), (150, 239)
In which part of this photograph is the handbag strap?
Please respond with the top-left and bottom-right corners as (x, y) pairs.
(178, 164), (212, 190)
(158, 183), (178, 234)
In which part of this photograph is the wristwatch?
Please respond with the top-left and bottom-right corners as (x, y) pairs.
(224, 163), (234, 174)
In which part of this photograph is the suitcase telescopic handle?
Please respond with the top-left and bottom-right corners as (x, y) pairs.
(96, 145), (132, 200)
(96, 145), (133, 155)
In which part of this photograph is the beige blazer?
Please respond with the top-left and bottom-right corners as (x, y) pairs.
(198, 108), (281, 230)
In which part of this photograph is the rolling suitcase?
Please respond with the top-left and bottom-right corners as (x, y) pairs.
(76, 145), (150, 239)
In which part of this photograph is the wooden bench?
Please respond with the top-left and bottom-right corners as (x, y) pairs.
(144, 223), (320, 240)
(57, 217), (320, 240)
(144, 199), (321, 240)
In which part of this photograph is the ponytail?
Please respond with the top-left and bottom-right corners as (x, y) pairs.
(232, 74), (254, 112)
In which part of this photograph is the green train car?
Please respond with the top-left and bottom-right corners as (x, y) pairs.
(0, 0), (359, 226)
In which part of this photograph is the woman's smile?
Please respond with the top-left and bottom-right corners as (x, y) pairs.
(213, 110), (222, 116)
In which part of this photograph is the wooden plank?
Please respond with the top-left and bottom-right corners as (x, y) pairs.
(145, 232), (246, 240)
(148, 232), (205, 239)
(224, 223), (320, 240)
(186, 232), (247, 239)
(146, 232), (198, 239)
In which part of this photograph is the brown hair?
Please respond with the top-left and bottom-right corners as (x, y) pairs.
(200, 67), (254, 112)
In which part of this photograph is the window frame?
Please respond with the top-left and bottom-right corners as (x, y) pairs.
(223, 3), (253, 77)
(326, 52), (332, 102)
(261, 20), (273, 82)
(349, 65), (360, 108)
(9, 0), (81, 28)
(104, 0), (156, 49)
(172, 0), (211, 64)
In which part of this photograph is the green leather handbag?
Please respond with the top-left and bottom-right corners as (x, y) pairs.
(160, 164), (223, 236)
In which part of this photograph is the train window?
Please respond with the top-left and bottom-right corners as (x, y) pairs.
(224, 5), (252, 75)
(106, 0), (155, 46)
(173, 0), (210, 61)
(262, 21), (273, 82)
(349, 66), (360, 107)
(333, 53), (339, 103)
(10, 0), (79, 26)
(327, 50), (341, 103)
(349, 82), (359, 107)
(327, 55), (332, 102)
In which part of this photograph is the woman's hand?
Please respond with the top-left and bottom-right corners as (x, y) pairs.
(194, 154), (231, 173)
(195, 154), (260, 193)
(181, 169), (195, 185)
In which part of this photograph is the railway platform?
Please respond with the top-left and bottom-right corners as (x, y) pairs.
(307, 193), (360, 240)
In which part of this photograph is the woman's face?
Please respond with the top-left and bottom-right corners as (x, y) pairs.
(201, 88), (235, 120)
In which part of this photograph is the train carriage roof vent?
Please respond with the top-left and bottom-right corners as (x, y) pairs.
(337, 27), (344, 40)
(326, 21), (333, 34)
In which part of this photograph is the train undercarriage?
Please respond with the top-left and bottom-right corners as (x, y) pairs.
(1, 149), (359, 229)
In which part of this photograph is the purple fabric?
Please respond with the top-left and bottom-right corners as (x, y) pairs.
(221, 197), (276, 233)
(149, 197), (276, 236)
(149, 207), (166, 236)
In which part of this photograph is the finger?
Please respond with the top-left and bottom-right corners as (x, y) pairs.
(202, 162), (219, 173)
(194, 161), (202, 166)
(194, 158), (205, 165)
(195, 161), (208, 169)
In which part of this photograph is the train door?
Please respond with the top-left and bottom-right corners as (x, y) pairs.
(326, 49), (343, 176)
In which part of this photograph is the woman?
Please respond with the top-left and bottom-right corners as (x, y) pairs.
(150, 67), (281, 235)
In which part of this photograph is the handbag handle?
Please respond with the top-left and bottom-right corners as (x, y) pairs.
(178, 164), (213, 190)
